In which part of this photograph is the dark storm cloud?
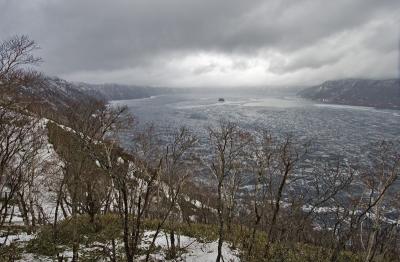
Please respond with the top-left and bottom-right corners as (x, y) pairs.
(0, 0), (399, 86)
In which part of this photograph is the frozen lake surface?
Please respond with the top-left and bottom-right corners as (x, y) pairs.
(111, 92), (400, 164)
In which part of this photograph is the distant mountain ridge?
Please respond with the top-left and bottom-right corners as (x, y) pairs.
(8, 77), (176, 123)
(75, 83), (175, 101)
(298, 79), (400, 110)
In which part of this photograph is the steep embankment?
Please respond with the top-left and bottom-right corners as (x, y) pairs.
(10, 77), (99, 122)
(298, 79), (400, 109)
(12, 77), (175, 121)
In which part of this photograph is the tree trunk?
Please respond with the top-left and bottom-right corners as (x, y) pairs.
(121, 188), (133, 262)
(111, 238), (117, 262)
(170, 229), (176, 259)
(216, 180), (224, 262)
(265, 167), (290, 256)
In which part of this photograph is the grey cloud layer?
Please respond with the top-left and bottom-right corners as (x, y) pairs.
(0, 0), (399, 86)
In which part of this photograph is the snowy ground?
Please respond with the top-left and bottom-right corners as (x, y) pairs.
(0, 232), (35, 246)
(140, 230), (240, 262)
(6, 230), (240, 261)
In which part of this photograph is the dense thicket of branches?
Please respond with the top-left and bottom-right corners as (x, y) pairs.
(0, 35), (43, 105)
(43, 107), (400, 261)
(0, 35), (45, 233)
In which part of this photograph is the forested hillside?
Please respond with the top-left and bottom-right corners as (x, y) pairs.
(76, 83), (175, 101)
(298, 79), (400, 109)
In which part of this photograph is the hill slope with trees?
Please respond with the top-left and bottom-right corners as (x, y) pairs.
(298, 79), (400, 109)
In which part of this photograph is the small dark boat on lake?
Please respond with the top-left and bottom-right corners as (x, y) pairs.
(218, 98), (225, 102)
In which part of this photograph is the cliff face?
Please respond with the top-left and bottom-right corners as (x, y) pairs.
(298, 79), (400, 109)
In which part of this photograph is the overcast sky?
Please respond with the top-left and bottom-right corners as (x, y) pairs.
(0, 0), (399, 87)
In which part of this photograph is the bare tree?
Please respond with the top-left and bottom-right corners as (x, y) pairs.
(59, 100), (132, 261)
(245, 130), (275, 258)
(145, 127), (197, 261)
(261, 134), (307, 256)
(0, 35), (41, 78)
(290, 159), (355, 246)
(0, 35), (44, 234)
(0, 35), (42, 107)
(208, 120), (251, 262)
(238, 130), (310, 259)
(0, 111), (42, 227)
(15, 123), (47, 233)
(361, 141), (400, 261)
(329, 141), (400, 262)
(115, 125), (162, 262)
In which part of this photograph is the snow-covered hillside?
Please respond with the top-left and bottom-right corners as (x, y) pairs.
(0, 113), (239, 261)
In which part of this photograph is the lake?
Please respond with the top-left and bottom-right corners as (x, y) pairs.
(111, 92), (399, 163)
